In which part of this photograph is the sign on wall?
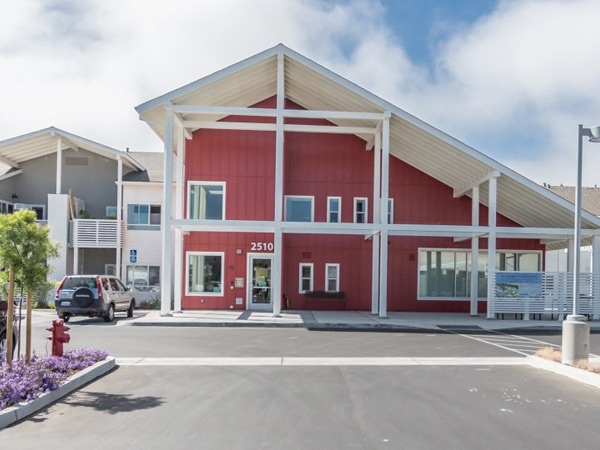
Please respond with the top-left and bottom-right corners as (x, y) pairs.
(495, 272), (542, 298)
(250, 242), (274, 252)
(129, 249), (137, 264)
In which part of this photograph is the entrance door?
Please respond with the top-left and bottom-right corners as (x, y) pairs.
(248, 254), (273, 310)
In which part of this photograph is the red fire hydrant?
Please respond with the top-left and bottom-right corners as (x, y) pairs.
(47, 319), (71, 356)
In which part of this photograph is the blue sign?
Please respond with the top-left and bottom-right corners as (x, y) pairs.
(129, 249), (137, 264)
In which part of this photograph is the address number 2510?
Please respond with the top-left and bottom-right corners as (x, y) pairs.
(250, 242), (274, 251)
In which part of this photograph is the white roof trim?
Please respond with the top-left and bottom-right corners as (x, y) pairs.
(135, 44), (600, 229)
(0, 127), (145, 171)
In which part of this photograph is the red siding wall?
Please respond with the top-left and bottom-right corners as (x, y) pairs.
(181, 96), (544, 311)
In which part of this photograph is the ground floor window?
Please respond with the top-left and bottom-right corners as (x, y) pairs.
(325, 263), (340, 292)
(126, 265), (160, 291)
(187, 252), (224, 296)
(418, 249), (541, 300)
(299, 263), (313, 293)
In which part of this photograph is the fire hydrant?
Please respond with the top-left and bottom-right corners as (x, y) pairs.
(47, 319), (70, 356)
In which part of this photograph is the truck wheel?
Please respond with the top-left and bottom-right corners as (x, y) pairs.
(103, 304), (115, 323)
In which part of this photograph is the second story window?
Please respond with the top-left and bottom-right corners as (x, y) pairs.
(327, 197), (341, 223)
(127, 204), (161, 230)
(387, 199), (394, 224)
(285, 196), (314, 222)
(353, 198), (368, 224)
(189, 182), (225, 220)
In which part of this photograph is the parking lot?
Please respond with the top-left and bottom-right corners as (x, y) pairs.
(2, 311), (600, 449)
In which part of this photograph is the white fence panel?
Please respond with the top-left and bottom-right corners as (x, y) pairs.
(71, 219), (124, 248)
(493, 271), (600, 318)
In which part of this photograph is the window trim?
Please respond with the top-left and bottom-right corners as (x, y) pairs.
(299, 263), (314, 293)
(325, 263), (340, 292)
(416, 247), (543, 301)
(125, 264), (161, 289)
(327, 196), (342, 223)
(185, 251), (225, 297)
(127, 203), (161, 229)
(353, 197), (368, 224)
(284, 195), (315, 222)
(187, 181), (226, 220)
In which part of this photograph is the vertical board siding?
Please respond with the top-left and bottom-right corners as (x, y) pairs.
(182, 97), (544, 311)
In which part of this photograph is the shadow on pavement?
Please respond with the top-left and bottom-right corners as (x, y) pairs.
(63, 390), (165, 414)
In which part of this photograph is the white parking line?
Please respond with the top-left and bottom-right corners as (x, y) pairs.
(115, 356), (526, 366)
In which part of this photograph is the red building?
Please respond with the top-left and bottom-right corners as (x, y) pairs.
(136, 45), (600, 318)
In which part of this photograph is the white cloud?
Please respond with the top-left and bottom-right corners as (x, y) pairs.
(1, 0), (599, 186)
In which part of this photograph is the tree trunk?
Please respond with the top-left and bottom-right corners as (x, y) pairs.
(26, 289), (33, 364)
(6, 266), (14, 365)
(17, 286), (23, 358)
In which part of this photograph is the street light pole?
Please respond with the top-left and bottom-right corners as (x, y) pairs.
(562, 124), (600, 365)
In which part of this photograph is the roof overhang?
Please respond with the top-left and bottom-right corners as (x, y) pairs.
(0, 127), (145, 171)
(136, 44), (600, 231)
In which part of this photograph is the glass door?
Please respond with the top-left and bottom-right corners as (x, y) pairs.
(248, 255), (273, 310)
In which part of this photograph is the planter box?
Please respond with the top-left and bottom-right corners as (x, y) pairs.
(304, 291), (346, 310)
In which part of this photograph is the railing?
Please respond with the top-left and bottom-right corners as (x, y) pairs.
(71, 219), (124, 248)
(492, 271), (600, 318)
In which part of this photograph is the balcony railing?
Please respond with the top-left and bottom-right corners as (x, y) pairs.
(70, 219), (124, 248)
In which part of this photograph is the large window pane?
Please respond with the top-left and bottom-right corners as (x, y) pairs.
(518, 253), (540, 272)
(188, 254), (223, 294)
(285, 197), (313, 222)
(189, 184), (224, 220)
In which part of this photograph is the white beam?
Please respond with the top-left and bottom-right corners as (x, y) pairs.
(174, 105), (277, 117)
(173, 113), (193, 140)
(182, 121), (276, 132)
(173, 125), (185, 313)
(56, 137), (62, 194)
(0, 155), (19, 168)
(372, 130), (381, 315)
(173, 104), (384, 121)
(160, 109), (175, 317)
(470, 185), (479, 317)
(453, 170), (501, 198)
(284, 124), (376, 135)
(283, 109), (384, 121)
(487, 177), (497, 319)
(379, 113), (391, 319)
(272, 52), (285, 318)
(116, 156), (123, 279)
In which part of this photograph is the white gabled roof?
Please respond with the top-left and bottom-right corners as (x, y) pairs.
(136, 44), (600, 231)
(0, 127), (144, 171)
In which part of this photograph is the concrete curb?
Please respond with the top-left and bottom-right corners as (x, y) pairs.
(0, 356), (115, 430)
(527, 355), (600, 389)
(129, 321), (428, 331)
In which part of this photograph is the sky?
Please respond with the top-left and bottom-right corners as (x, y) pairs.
(1, 0), (599, 186)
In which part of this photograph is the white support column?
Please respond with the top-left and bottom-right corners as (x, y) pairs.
(56, 137), (62, 194)
(272, 52), (285, 317)
(593, 235), (600, 320)
(173, 125), (185, 313)
(73, 247), (79, 275)
(371, 131), (381, 314)
(160, 108), (175, 316)
(379, 113), (391, 319)
(470, 186), (479, 316)
(486, 177), (497, 319)
(116, 156), (123, 279)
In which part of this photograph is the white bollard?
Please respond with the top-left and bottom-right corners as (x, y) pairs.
(561, 315), (590, 365)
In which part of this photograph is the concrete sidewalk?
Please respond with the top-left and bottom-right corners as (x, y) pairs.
(120, 309), (600, 332)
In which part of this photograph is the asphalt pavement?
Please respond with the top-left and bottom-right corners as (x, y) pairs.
(2, 310), (600, 449)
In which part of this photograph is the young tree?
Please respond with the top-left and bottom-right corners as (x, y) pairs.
(0, 210), (59, 364)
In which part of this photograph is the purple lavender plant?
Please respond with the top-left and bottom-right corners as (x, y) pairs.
(0, 348), (107, 410)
